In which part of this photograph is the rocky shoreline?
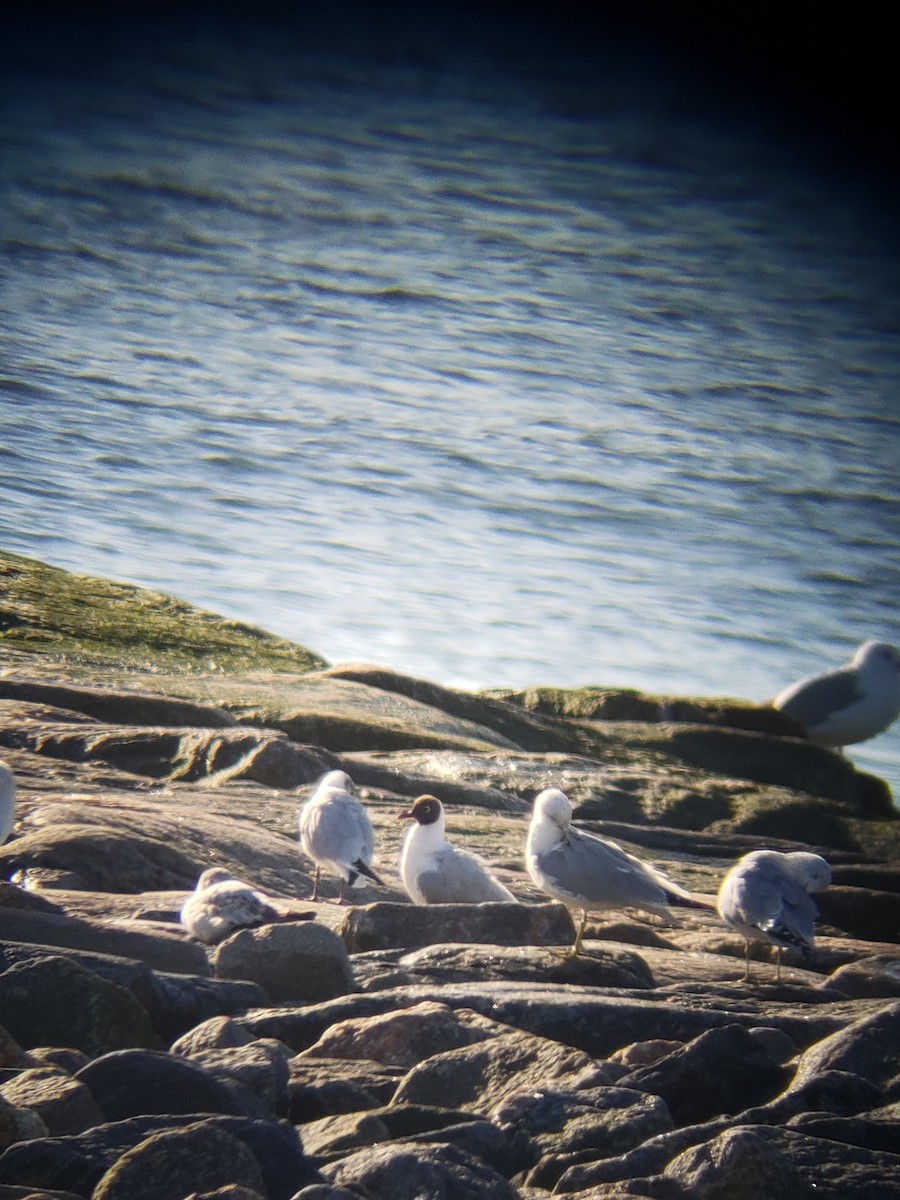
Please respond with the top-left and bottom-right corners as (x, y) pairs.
(1, 549), (898, 1199)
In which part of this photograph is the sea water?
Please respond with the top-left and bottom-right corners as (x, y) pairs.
(2, 11), (899, 796)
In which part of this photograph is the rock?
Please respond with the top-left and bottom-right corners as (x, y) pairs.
(826, 955), (900, 998)
(0, 906), (210, 976)
(74, 1049), (270, 1121)
(296, 1000), (511, 1070)
(212, 921), (355, 1004)
(391, 1025), (601, 1111)
(391, 941), (656, 988)
(0, 955), (157, 1056)
(817, 886), (900, 943)
(493, 1085), (673, 1188)
(338, 900), (574, 953)
(0, 1091), (49, 1150)
(0, 678), (237, 730)
(0, 1113), (314, 1200)
(0, 1068), (106, 1136)
(179, 1041), (291, 1114)
(90, 1120), (266, 1200)
(789, 1000), (900, 1100)
(664, 1125), (806, 1199)
(0, 939), (266, 1044)
(617, 1025), (792, 1125)
(286, 1056), (401, 1121)
(320, 1141), (520, 1200)
(237, 980), (853, 1058)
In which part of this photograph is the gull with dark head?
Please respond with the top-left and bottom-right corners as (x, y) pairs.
(298, 769), (383, 903)
(180, 867), (284, 945)
(398, 794), (517, 904)
(773, 641), (900, 748)
(717, 849), (831, 981)
(526, 787), (708, 955)
(0, 760), (15, 845)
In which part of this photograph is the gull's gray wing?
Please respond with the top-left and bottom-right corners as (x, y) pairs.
(415, 847), (513, 904)
(538, 828), (670, 911)
(776, 666), (862, 729)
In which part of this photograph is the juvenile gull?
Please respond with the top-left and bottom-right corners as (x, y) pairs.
(398, 794), (517, 905)
(525, 787), (707, 955)
(0, 760), (15, 844)
(180, 867), (285, 945)
(298, 769), (383, 903)
(773, 640), (900, 748)
(716, 849), (831, 981)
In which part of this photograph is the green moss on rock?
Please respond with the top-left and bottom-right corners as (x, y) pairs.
(0, 551), (326, 675)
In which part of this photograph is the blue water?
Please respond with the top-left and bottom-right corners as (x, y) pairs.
(2, 10), (899, 796)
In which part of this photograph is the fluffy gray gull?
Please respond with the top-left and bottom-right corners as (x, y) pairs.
(525, 787), (708, 955)
(298, 769), (383, 903)
(773, 640), (900, 748)
(0, 760), (15, 844)
(398, 794), (517, 905)
(180, 867), (285, 945)
(716, 849), (831, 981)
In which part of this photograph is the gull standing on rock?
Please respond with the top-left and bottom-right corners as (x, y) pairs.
(0, 760), (16, 844)
(525, 787), (709, 955)
(298, 769), (383, 903)
(717, 849), (831, 981)
(773, 641), (900, 748)
(398, 794), (517, 904)
(180, 867), (285, 945)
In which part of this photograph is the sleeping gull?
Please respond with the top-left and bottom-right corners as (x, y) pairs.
(398, 794), (517, 904)
(0, 760), (15, 844)
(180, 867), (285, 945)
(716, 849), (831, 981)
(525, 787), (709, 955)
(298, 769), (383, 903)
(773, 641), (900, 748)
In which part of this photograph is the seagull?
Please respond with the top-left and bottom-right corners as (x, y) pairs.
(180, 867), (285, 945)
(716, 850), (831, 981)
(0, 760), (15, 844)
(298, 769), (383, 903)
(398, 794), (517, 905)
(525, 788), (709, 955)
(773, 641), (900, 748)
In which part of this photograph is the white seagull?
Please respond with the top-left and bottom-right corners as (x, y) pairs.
(525, 787), (708, 955)
(298, 769), (383, 903)
(0, 760), (16, 844)
(717, 849), (831, 981)
(180, 867), (285, 945)
(773, 641), (900, 748)
(398, 794), (517, 905)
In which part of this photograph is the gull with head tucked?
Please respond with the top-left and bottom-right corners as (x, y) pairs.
(717, 849), (831, 981)
(398, 794), (517, 904)
(773, 640), (900, 749)
(0, 760), (16, 845)
(180, 867), (285, 945)
(526, 787), (708, 955)
(298, 769), (383, 903)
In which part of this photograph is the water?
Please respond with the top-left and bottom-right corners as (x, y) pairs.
(2, 9), (899, 796)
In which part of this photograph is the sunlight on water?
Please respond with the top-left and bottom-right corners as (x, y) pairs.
(1, 12), (899, 795)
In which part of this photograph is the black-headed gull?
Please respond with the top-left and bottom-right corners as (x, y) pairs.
(716, 849), (831, 981)
(525, 787), (707, 955)
(398, 794), (517, 904)
(298, 769), (383, 903)
(773, 641), (900, 748)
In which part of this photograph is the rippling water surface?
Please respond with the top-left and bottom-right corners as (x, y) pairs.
(2, 11), (899, 794)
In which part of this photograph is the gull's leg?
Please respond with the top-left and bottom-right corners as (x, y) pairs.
(567, 909), (589, 958)
(743, 939), (752, 982)
(311, 866), (322, 903)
